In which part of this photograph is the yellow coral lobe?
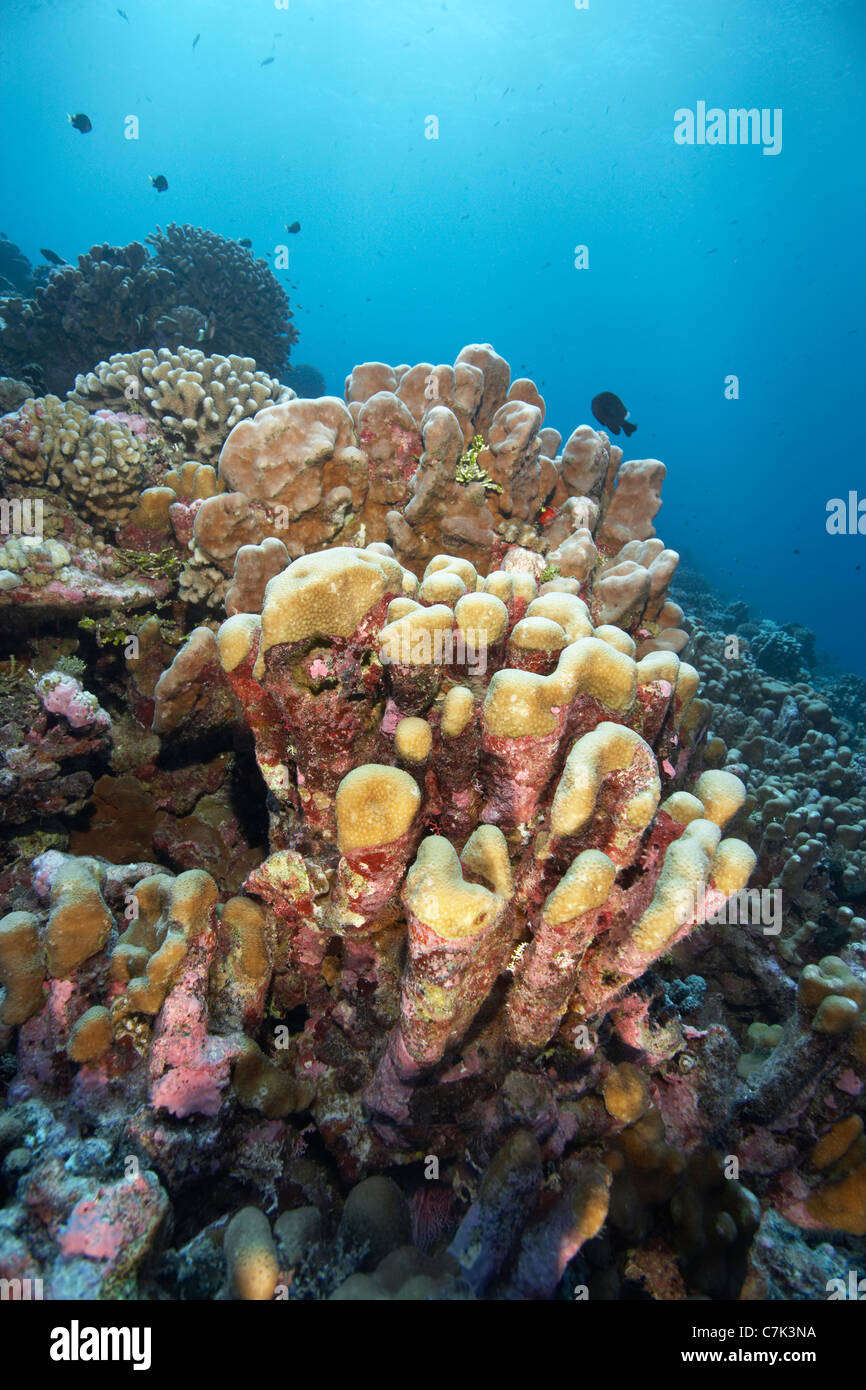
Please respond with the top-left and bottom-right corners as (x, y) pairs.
(217, 613), (261, 673)
(636, 650), (680, 687)
(379, 604), (454, 666)
(66, 1006), (112, 1062)
(709, 838), (757, 896)
(592, 625), (637, 658)
(484, 668), (556, 739)
(454, 591), (508, 645)
(261, 548), (389, 652)
(632, 819), (720, 955)
(509, 616), (567, 652)
(0, 911), (45, 1025)
(461, 824), (514, 900)
(225, 1207), (280, 1301)
(602, 1062), (649, 1125)
(659, 791), (705, 825)
(694, 770), (747, 829)
(45, 859), (112, 979)
(675, 663), (700, 712)
(387, 596), (422, 622)
(418, 570), (466, 605)
(550, 724), (660, 839)
(549, 637), (637, 713)
(128, 485), (174, 531)
(482, 570), (514, 602)
(811, 1116), (863, 1171)
(813, 995), (860, 1036)
(799, 957), (866, 1011)
(543, 850), (616, 926)
(395, 717), (433, 764)
(359, 546), (405, 594)
(220, 897), (269, 980)
(441, 685), (474, 737)
(525, 593), (593, 643)
(336, 765), (421, 853)
(404, 836), (502, 939)
(510, 572), (538, 603)
(424, 554), (479, 591)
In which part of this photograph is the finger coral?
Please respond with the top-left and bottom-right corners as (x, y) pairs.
(70, 347), (294, 461)
(149, 536), (754, 1163)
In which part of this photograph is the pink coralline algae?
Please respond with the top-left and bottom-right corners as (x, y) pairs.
(35, 673), (110, 731)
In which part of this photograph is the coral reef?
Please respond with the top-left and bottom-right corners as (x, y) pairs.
(0, 236), (35, 296)
(0, 242), (175, 395)
(70, 347), (294, 461)
(0, 396), (146, 529)
(145, 225), (297, 376)
(1, 341), (865, 1302)
(0, 229), (297, 395)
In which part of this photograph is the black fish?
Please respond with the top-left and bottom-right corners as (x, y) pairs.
(192, 33), (200, 49)
(285, 221), (301, 234)
(591, 391), (637, 437)
(150, 174), (168, 191)
(40, 248), (66, 266)
(238, 238), (252, 248)
(260, 56), (275, 66)
(117, 7), (129, 19)
(68, 113), (92, 133)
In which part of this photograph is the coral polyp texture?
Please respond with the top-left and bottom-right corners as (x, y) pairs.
(1, 342), (864, 1302)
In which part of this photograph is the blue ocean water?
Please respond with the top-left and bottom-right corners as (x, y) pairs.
(2, 0), (864, 672)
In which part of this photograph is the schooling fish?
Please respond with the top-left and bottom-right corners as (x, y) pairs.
(68, 113), (92, 133)
(40, 248), (67, 265)
(192, 33), (200, 49)
(150, 174), (169, 191)
(238, 238), (252, 247)
(260, 56), (275, 66)
(591, 391), (637, 437)
(285, 221), (301, 234)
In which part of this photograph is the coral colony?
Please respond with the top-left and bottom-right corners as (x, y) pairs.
(1, 242), (865, 1302)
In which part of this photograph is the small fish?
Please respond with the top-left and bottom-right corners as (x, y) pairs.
(150, 174), (168, 191)
(591, 391), (637, 437)
(117, 7), (129, 19)
(539, 506), (556, 526)
(260, 56), (275, 66)
(196, 313), (216, 344)
(285, 221), (301, 234)
(40, 248), (66, 266)
(238, 238), (252, 248)
(192, 33), (200, 49)
(792, 548), (800, 555)
(68, 113), (92, 133)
